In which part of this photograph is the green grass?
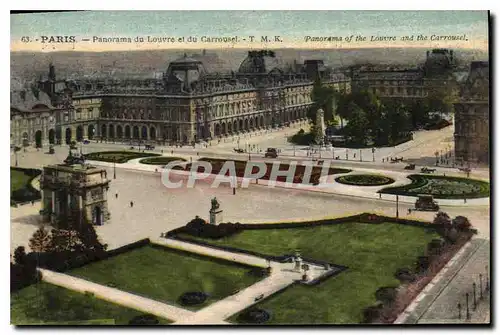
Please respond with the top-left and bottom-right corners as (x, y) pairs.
(68, 245), (265, 310)
(335, 174), (395, 186)
(84, 151), (160, 163)
(10, 282), (172, 325)
(139, 156), (186, 165)
(379, 174), (490, 199)
(178, 222), (437, 324)
(11, 169), (32, 193)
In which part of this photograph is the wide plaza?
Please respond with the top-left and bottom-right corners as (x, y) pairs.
(10, 123), (491, 325)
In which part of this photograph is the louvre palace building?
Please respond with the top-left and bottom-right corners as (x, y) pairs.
(11, 50), (350, 147)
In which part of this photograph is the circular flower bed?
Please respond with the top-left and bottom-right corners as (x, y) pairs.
(335, 174), (395, 186)
(237, 308), (271, 324)
(179, 291), (208, 306)
(139, 156), (186, 165)
(379, 174), (490, 199)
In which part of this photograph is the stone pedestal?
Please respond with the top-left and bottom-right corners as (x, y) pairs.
(209, 208), (223, 225)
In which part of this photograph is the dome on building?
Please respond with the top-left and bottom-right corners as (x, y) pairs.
(238, 50), (283, 74)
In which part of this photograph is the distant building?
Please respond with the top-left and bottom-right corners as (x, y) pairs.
(10, 85), (59, 147)
(453, 61), (490, 164)
(35, 50), (351, 145)
(350, 49), (459, 104)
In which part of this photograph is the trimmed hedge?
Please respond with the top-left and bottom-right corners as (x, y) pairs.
(335, 174), (395, 186)
(379, 174), (490, 199)
(237, 308), (271, 324)
(10, 167), (42, 205)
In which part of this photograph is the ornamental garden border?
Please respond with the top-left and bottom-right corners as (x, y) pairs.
(378, 174), (490, 199)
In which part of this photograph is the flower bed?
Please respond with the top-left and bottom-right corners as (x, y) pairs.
(84, 151), (160, 163)
(335, 174), (395, 186)
(379, 174), (490, 199)
(139, 156), (186, 165)
(176, 158), (351, 185)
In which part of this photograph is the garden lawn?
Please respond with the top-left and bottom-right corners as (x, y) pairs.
(11, 282), (172, 325)
(84, 151), (160, 163)
(68, 245), (264, 310)
(11, 169), (32, 193)
(179, 222), (438, 324)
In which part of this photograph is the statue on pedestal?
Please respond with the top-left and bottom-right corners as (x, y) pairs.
(211, 197), (220, 211)
(209, 197), (223, 225)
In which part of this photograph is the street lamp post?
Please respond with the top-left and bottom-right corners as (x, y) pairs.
(359, 149), (362, 162)
(14, 150), (18, 167)
(372, 148), (375, 162)
(113, 158), (116, 179)
(396, 195), (399, 218)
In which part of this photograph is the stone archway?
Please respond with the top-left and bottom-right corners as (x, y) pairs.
(141, 125), (148, 139)
(76, 126), (84, 142)
(221, 122), (227, 135)
(249, 118), (254, 129)
(233, 120), (238, 133)
(150, 126), (156, 140)
(260, 115), (265, 128)
(125, 125), (131, 138)
(101, 124), (107, 139)
(239, 119), (243, 131)
(214, 123), (221, 137)
(108, 124), (115, 138)
(244, 119), (249, 131)
(88, 124), (95, 140)
(228, 122), (233, 134)
(55, 128), (62, 144)
(48, 129), (55, 144)
(65, 128), (72, 144)
(117, 125), (123, 138)
(133, 125), (140, 139)
(92, 206), (103, 226)
(35, 130), (42, 148)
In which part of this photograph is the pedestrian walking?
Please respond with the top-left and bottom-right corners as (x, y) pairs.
(130, 201), (134, 207)
(115, 193), (118, 199)
(408, 208), (412, 215)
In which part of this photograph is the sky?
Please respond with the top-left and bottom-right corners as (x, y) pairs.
(10, 11), (489, 52)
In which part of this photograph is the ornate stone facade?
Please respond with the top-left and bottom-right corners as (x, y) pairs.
(10, 87), (59, 147)
(453, 61), (490, 164)
(40, 163), (111, 226)
(351, 49), (458, 103)
(53, 50), (350, 144)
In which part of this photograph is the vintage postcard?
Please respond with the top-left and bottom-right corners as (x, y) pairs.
(10, 10), (490, 326)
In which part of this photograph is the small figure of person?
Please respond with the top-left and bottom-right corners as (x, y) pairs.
(130, 201), (134, 207)
(408, 208), (412, 215)
(31, 200), (34, 206)
(115, 193), (118, 199)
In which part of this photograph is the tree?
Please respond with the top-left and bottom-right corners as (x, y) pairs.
(13, 246), (27, 266)
(29, 226), (53, 253)
(49, 228), (82, 253)
(343, 103), (369, 145)
(452, 216), (472, 231)
(433, 211), (451, 227)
